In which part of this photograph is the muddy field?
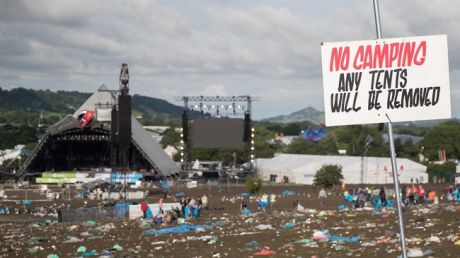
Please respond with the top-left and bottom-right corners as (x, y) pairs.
(1, 183), (460, 258)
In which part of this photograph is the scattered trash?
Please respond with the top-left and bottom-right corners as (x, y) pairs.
(208, 236), (219, 244)
(175, 192), (185, 198)
(335, 245), (348, 251)
(139, 220), (150, 228)
(245, 241), (261, 247)
(1, 184), (459, 257)
(254, 248), (276, 256)
(85, 220), (96, 226)
(406, 248), (423, 257)
(283, 223), (295, 229)
(295, 238), (312, 244)
(427, 235), (440, 243)
(77, 246), (87, 253)
(423, 249), (435, 256)
(112, 244), (123, 251)
(240, 192), (250, 198)
(255, 224), (273, 230)
(144, 225), (210, 235)
(281, 190), (296, 197)
(28, 246), (42, 254)
(22, 200), (33, 205)
(329, 235), (360, 243)
(82, 250), (97, 257)
(63, 236), (83, 243)
(312, 230), (330, 241)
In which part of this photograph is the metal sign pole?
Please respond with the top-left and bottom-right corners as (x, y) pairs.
(373, 0), (407, 257)
(387, 116), (408, 258)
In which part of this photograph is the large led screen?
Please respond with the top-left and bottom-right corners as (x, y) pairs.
(191, 118), (245, 149)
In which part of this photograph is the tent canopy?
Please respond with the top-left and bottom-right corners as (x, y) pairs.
(256, 154), (427, 185)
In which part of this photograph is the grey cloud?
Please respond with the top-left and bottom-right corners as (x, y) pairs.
(0, 0), (459, 119)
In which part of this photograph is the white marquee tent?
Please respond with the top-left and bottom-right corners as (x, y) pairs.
(256, 154), (428, 185)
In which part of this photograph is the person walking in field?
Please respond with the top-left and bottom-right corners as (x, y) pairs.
(140, 201), (148, 219)
(379, 186), (387, 207)
(417, 185), (426, 204)
(318, 188), (327, 208)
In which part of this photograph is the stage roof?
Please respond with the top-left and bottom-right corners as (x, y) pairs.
(20, 86), (180, 177)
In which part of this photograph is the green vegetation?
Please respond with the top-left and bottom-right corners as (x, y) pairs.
(3, 87), (460, 167)
(246, 175), (263, 194)
(314, 164), (343, 188)
(426, 161), (456, 182)
(0, 126), (37, 149)
(160, 127), (181, 148)
(0, 87), (187, 127)
(420, 121), (460, 161)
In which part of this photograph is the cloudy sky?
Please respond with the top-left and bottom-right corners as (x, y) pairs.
(1, 0), (459, 119)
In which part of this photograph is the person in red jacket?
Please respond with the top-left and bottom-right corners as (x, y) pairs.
(417, 185), (426, 204)
(140, 201), (148, 218)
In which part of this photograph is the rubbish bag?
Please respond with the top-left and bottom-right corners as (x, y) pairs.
(86, 220), (96, 226)
(208, 236), (219, 244)
(312, 230), (330, 241)
(281, 190), (295, 197)
(245, 241), (260, 247)
(329, 235), (360, 243)
(193, 207), (200, 217)
(82, 250), (97, 257)
(407, 248), (423, 257)
(146, 207), (153, 219)
(295, 238), (312, 244)
(112, 244), (123, 251)
(242, 208), (252, 214)
(144, 225), (210, 235)
(283, 223), (295, 229)
(184, 207), (190, 218)
(254, 249), (276, 256)
(22, 200), (33, 205)
(77, 246), (87, 253)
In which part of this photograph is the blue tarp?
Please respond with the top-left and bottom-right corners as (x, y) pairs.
(146, 208), (153, 219)
(161, 181), (170, 190)
(175, 192), (185, 198)
(386, 200), (394, 208)
(22, 200), (32, 205)
(192, 207), (200, 217)
(82, 250), (97, 257)
(284, 223), (295, 229)
(344, 195), (354, 202)
(144, 224), (210, 235)
(184, 207), (189, 218)
(281, 190), (296, 197)
(0, 207), (9, 214)
(242, 208), (252, 214)
(329, 235), (360, 243)
(317, 229), (360, 243)
(258, 201), (268, 208)
(114, 202), (131, 218)
(245, 241), (260, 247)
(240, 192), (250, 198)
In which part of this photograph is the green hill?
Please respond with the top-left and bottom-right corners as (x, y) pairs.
(0, 87), (188, 126)
(261, 106), (325, 124)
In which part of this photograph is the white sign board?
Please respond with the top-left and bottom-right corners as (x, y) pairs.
(321, 35), (450, 126)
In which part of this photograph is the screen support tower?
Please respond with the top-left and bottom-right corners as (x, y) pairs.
(174, 95), (259, 174)
(110, 64), (132, 200)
